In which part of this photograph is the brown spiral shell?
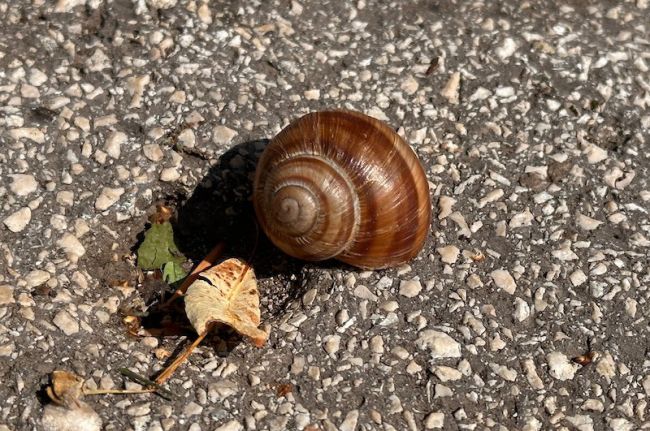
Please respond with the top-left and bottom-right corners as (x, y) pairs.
(253, 110), (431, 269)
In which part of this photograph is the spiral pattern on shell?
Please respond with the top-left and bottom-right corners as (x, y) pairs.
(253, 110), (431, 269)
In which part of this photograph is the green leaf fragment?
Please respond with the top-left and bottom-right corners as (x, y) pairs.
(137, 221), (186, 271)
(162, 261), (187, 284)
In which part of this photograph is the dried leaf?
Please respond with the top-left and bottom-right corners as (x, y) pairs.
(46, 370), (84, 408)
(123, 315), (141, 337)
(154, 347), (172, 360)
(149, 204), (173, 224)
(276, 383), (293, 397)
(136, 221), (186, 271)
(162, 261), (187, 284)
(572, 351), (598, 366)
(184, 258), (268, 347)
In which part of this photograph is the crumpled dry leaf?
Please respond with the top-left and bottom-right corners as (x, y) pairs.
(43, 371), (102, 431)
(184, 258), (268, 347)
(46, 370), (84, 408)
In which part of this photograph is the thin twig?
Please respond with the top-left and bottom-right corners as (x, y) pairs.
(161, 242), (225, 307)
(118, 368), (174, 400)
(83, 388), (156, 396)
(154, 328), (211, 385)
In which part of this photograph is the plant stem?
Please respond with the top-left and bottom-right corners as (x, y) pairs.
(161, 242), (225, 307)
(154, 329), (210, 385)
(83, 388), (156, 396)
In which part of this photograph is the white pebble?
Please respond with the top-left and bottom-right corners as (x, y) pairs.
(547, 351), (578, 381)
(495, 38), (517, 59)
(399, 279), (422, 298)
(509, 208), (533, 228)
(424, 412), (444, 429)
(576, 213), (603, 230)
(416, 330), (461, 358)
(440, 72), (460, 104)
(160, 167), (180, 182)
(9, 174), (38, 196)
(437, 245), (460, 264)
(323, 335), (341, 356)
(513, 297), (531, 322)
(213, 126), (237, 146)
(57, 233), (86, 263)
(105, 131), (126, 159)
(569, 270), (588, 287)
(490, 270), (516, 294)
(9, 128), (45, 144)
(95, 187), (124, 211)
(400, 75), (419, 95)
(53, 310), (80, 335)
(437, 196), (456, 219)
(3, 207), (31, 232)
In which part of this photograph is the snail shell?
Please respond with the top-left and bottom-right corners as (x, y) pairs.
(253, 110), (431, 269)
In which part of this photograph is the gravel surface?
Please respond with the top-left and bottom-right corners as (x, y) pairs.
(1, 1), (650, 430)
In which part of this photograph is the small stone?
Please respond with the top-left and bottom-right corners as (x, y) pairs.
(214, 421), (243, 431)
(416, 330), (461, 358)
(440, 72), (460, 104)
(547, 351), (578, 381)
(401, 75), (419, 95)
(160, 167), (180, 182)
(513, 297), (531, 322)
(576, 213), (603, 230)
(584, 144), (608, 164)
(596, 352), (616, 381)
(552, 244), (579, 261)
(197, 3), (212, 23)
(42, 403), (102, 431)
(9, 174), (38, 196)
(53, 310), (80, 335)
(434, 384), (453, 398)
(491, 270), (516, 294)
(642, 375), (650, 395)
(495, 38), (517, 59)
(57, 233), (86, 262)
(95, 187), (124, 211)
(178, 129), (195, 148)
(340, 410), (359, 431)
(582, 399), (604, 412)
(29, 68), (48, 86)
(146, 0), (177, 8)
(437, 245), (460, 264)
(25, 270), (51, 288)
(353, 285), (378, 301)
(56, 191), (74, 207)
(3, 207), (31, 232)
(424, 412), (445, 429)
(521, 359), (544, 390)
(570, 270), (588, 287)
(399, 279), (422, 298)
(9, 128), (45, 144)
(304, 89), (320, 100)
(183, 402), (203, 416)
(607, 418), (634, 431)
(213, 126), (237, 146)
(105, 131), (126, 159)
(0, 285), (15, 305)
(565, 415), (593, 431)
(143, 144), (164, 162)
(432, 366), (462, 382)
(437, 196), (456, 219)
(510, 208), (534, 228)
(323, 335), (341, 356)
(369, 335), (384, 354)
(490, 363), (517, 381)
